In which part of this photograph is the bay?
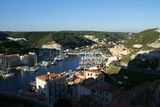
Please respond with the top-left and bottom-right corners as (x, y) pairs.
(0, 56), (80, 92)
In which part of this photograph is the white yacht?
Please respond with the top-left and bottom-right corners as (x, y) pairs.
(19, 66), (40, 72)
(40, 60), (51, 67)
(2, 72), (15, 78)
(29, 66), (39, 72)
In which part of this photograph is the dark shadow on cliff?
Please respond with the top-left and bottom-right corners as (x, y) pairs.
(108, 50), (160, 90)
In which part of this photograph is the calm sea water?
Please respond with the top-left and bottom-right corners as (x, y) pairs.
(0, 56), (80, 92)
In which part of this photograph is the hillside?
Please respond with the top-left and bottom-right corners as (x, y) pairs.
(0, 31), (128, 54)
(121, 28), (160, 64)
(4, 32), (94, 48)
(80, 31), (128, 42)
(124, 28), (160, 49)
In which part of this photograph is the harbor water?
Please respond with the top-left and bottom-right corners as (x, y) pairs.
(0, 55), (80, 92)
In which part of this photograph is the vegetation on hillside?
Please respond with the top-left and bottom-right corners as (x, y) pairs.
(0, 31), (128, 53)
(80, 31), (128, 42)
(124, 28), (160, 48)
(121, 28), (160, 64)
(104, 65), (121, 74)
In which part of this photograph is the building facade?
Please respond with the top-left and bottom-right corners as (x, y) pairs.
(36, 73), (66, 105)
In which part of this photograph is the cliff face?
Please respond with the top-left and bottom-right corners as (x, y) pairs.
(42, 41), (62, 50)
(124, 28), (160, 49)
(120, 28), (160, 65)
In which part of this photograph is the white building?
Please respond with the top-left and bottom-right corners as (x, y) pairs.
(36, 73), (66, 104)
(0, 54), (20, 69)
(20, 52), (37, 66)
(109, 44), (129, 57)
(84, 70), (105, 81)
(106, 56), (118, 66)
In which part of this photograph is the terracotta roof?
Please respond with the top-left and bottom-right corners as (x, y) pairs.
(85, 70), (102, 74)
(36, 73), (65, 82)
(73, 78), (84, 84)
(75, 71), (85, 78)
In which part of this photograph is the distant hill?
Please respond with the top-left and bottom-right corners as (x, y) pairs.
(1, 32), (94, 48)
(124, 28), (160, 49)
(78, 31), (129, 42)
(121, 28), (160, 64)
(0, 31), (127, 48)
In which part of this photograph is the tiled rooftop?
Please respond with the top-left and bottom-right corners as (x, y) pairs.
(36, 73), (65, 82)
(85, 70), (103, 74)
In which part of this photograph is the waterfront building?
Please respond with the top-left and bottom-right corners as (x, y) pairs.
(109, 44), (129, 57)
(84, 70), (105, 81)
(68, 70), (105, 85)
(20, 52), (37, 66)
(36, 73), (66, 105)
(0, 52), (37, 70)
(0, 54), (20, 69)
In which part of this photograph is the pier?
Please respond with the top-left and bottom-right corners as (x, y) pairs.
(66, 52), (78, 56)
(77, 51), (106, 69)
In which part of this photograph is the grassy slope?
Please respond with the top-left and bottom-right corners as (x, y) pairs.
(81, 31), (128, 42)
(104, 65), (121, 74)
(121, 28), (160, 64)
(0, 31), (128, 48)
(0, 32), (94, 49)
(124, 28), (160, 48)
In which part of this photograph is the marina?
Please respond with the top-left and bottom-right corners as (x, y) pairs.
(0, 55), (80, 92)
(77, 51), (106, 70)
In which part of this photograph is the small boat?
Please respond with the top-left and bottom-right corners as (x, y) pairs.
(29, 80), (37, 92)
(30, 80), (36, 86)
(21, 66), (30, 72)
(65, 55), (68, 58)
(2, 72), (15, 78)
(51, 61), (56, 65)
(16, 66), (22, 70)
(40, 61), (51, 67)
(21, 66), (39, 72)
(29, 66), (39, 72)
(54, 56), (63, 61)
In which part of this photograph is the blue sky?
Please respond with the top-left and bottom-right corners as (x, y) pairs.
(0, 0), (160, 32)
